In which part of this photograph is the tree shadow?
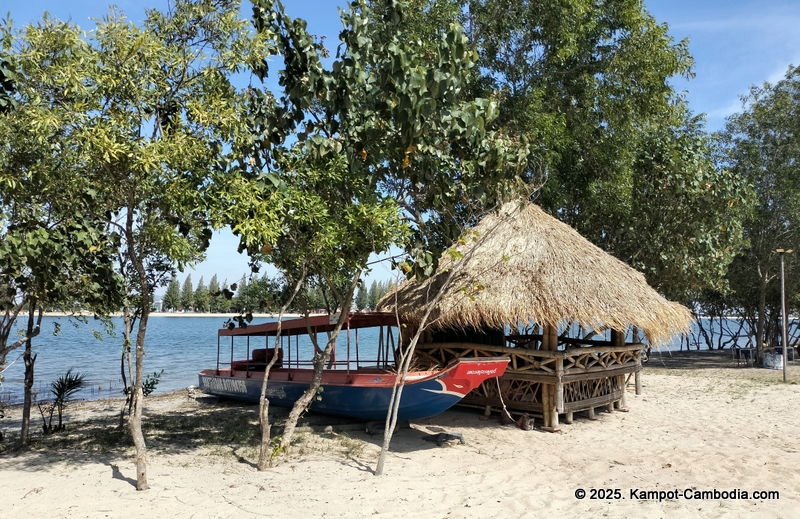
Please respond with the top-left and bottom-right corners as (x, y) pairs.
(109, 462), (137, 487)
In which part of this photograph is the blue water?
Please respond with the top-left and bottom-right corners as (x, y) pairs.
(0, 316), (397, 405)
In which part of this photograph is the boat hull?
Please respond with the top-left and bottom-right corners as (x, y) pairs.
(198, 357), (508, 421)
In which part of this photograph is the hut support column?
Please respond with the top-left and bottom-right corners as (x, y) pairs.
(542, 324), (560, 430)
(611, 330), (625, 410)
(635, 349), (643, 396)
(618, 375), (627, 409)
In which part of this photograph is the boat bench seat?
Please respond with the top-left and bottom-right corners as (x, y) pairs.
(231, 348), (284, 371)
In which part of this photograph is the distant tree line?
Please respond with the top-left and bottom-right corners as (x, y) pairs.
(160, 274), (392, 313)
(354, 280), (393, 311)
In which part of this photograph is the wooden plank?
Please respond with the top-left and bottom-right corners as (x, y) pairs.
(498, 372), (562, 384)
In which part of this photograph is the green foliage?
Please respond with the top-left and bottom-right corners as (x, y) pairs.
(207, 274), (221, 312)
(124, 369), (164, 399)
(181, 275), (194, 311)
(0, 17), (126, 368)
(163, 277), (181, 311)
(233, 0), (531, 282)
(390, 0), (747, 299)
(595, 111), (751, 300)
(714, 64), (800, 346)
(216, 281), (233, 313)
(366, 280), (392, 310)
(194, 276), (210, 312)
(0, 21), (16, 113)
(355, 283), (369, 310)
(37, 368), (85, 434)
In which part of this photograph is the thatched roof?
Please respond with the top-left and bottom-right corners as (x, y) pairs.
(377, 201), (692, 346)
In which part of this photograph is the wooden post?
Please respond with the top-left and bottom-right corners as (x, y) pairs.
(555, 357), (564, 414)
(564, 411), (573, 424)
(541, 383), (551, 427)
(549, 384), (559, 428)
(542, 323), (555, 351)
(541, 323), (560, 430)
(619, 375), (627, 409)
(587, 407), (596, 420)
(635, 368), (642, 395)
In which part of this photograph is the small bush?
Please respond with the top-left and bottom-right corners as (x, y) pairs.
(38, 369), (86, 434)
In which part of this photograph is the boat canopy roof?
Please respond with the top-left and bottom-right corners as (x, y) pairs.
(218, 312), (399, 338)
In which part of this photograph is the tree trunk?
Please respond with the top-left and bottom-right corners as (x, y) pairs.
(257, 269), (307, 470)
(256, 314), (285, 470)
(21, 303), (42, 446)
(0, 302), (26, 370)
(257, 392), (273, 470)
(279, 351), (328, 451)
(129, 304), (150, 491)
(119, 307), (134, 428)
(125, 201), (151, 491)
(256, 336), (288, 469)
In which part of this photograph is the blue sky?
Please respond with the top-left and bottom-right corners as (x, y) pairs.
(7, 0), (800, 291)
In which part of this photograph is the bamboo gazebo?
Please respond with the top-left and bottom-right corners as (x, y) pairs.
(378, 201), (691, 430)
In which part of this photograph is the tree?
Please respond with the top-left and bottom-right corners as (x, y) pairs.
(354, 283), (368, 310)
(162, 277), (181, 311)
(217, 280), (233, 313)
(390, 0), (747, 300)
(207, 274), (220, 312)
(233, 275), (248, 313)
(49, 0), (266, 489)
(715, 65), (800, 361)
(245, 274), (280, 312)
(180, 275), (194, 311)
(367, 280), (379, 310)
(598, 109), (750, 302)
(194, 276), (210, 312)
(0, 17), (124, 444)
(229, 0), (530, 471)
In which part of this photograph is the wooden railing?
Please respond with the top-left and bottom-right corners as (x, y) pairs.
(413, 339), (645, 430)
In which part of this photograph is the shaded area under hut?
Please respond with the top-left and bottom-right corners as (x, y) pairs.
(378, 201), (692, 430)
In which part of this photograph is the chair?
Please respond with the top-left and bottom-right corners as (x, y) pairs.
(732, 346), (753, 367)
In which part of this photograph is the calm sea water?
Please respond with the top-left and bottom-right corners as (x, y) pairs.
(0, 315), (398, 405)
(0, 315), (744, 406)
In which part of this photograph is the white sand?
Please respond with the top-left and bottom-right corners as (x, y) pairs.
(1, 352), (798, 518)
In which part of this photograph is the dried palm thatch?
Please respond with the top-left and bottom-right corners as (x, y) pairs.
(378, 201), (692, 346)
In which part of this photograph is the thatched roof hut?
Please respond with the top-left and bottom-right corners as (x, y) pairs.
(378, 201), (691, 346)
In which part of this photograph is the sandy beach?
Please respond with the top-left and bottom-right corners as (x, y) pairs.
(1, 350), (798, 518)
